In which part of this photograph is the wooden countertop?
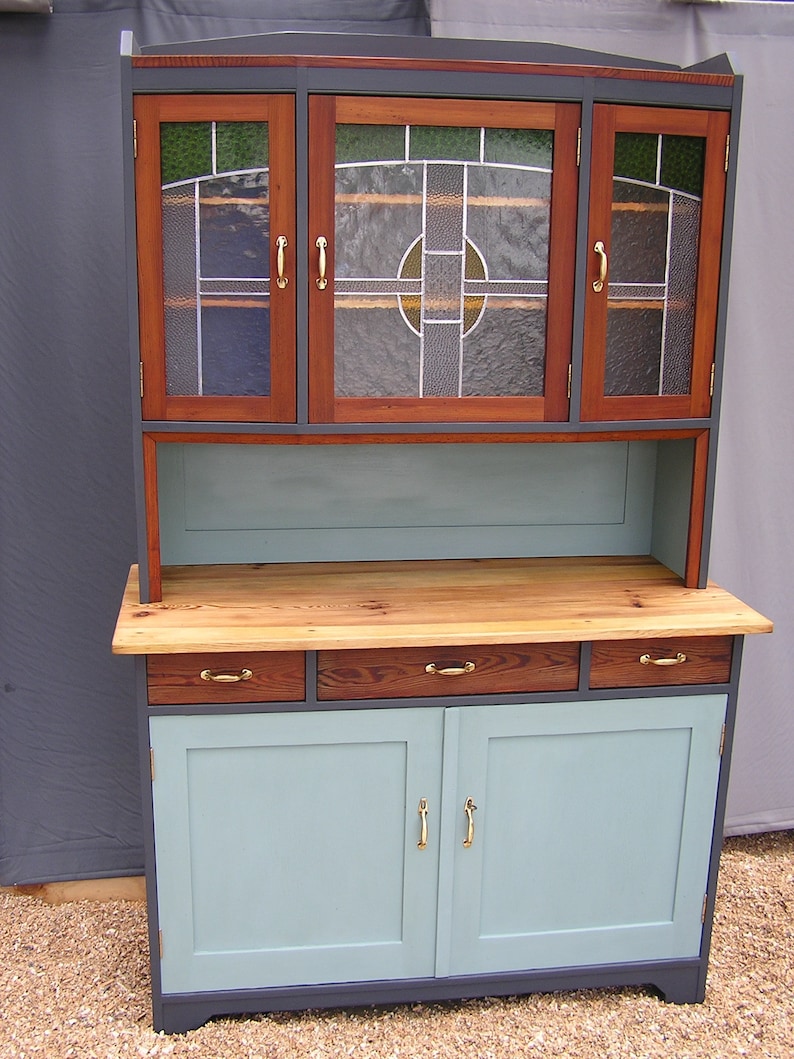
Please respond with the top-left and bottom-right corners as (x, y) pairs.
(112, 556), (772, 654)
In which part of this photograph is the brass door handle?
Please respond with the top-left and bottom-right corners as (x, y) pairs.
(417, 798), (429, 850)
(463, 796), (477, 848)
(593, 239), (608, 293)
(425, 661), (476, 676)
(276, 235), (288, 289)
(315, 235), (328, 290)
(200, 668), (253, 683)
(639, 653), (687, 667)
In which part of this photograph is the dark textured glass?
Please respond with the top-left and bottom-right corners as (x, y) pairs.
(336, 124), (406, 163)
(409, 125), (480, 161)
(660, 135), (705, 197)
(604, 308), (663, 396)
(335, 164), (423, 279)
(610, 183), (668, 284)
(334, 306), (420, 397)
(161, 122), (212, 185)
(201, 304), (270, 396)
(614, 132), (657, 184)
(199, 173), (270, 280)
(484, 128), (553, 168)
(215, 122), (268, 173)
(466, 165), (550, 279)
(463, 308), (546, 396)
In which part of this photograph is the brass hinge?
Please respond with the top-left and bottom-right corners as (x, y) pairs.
(149, 747), (155, 781)
(567, 363), (572, 400)
(133, 118), (138, 160)
(724, 134), (730, 173)
(719, 723), (727, 757)
(709, 362), (716, 398)
(701, 893), (709, 924)
(139, 361), (145, 400)
(577, 127), (582, 167)
(158, 929), (163, 959)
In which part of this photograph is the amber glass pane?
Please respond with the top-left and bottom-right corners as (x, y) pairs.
(160, 122), (271, 398)
(334, 124), (553, 399)
(604, 132), (704, 398)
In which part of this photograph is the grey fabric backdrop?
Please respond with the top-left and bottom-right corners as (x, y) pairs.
(0, 0), (429, 885)
(0, 0), (788, 884)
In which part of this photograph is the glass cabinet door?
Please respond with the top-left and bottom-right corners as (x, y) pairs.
(581, 106), (730, 422)
(134, 95), (296, 422)
(308, 97), (579, 423)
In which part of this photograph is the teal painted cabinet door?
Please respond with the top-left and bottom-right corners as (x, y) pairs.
(150, 708), (444, 994)
(437, 695), (727, 977)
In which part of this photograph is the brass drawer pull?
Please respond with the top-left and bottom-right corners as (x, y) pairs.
(200, 668), (254, 683)
(425, 661), (476, 676)
(463, 796), (477, 848)
(417, 798), (429, 850)
(639, 653), (687, 667)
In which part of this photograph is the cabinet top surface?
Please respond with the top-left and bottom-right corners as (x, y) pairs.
(127, 31), (736, 86)
(112, 556), (771, 654)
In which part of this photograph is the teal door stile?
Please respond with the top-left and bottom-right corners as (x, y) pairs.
(149, 708), (444, 995)
(441, 696), (727, 977)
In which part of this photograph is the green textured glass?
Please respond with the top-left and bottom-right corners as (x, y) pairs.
(660, 135), (705, 197)
(161, 123), (212, 185)
(216, 122), (268, 173)
(484, 128), (553, 168)
(409, 125), (480, 161)
(614, 132), (657, 184)
(336, 124), (406, 163)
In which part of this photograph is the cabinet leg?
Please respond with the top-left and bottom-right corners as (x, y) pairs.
(652, 966), (705, 1005)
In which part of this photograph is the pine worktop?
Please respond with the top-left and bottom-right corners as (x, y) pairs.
(112, 556), (772, 655)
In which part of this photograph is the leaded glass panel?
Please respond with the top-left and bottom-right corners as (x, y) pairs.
(604, 132), (704, 398)
(159, 122), (271, 398)
(334, 123), (553, 400)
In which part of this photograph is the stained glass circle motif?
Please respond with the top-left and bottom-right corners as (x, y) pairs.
(397, 236), (487, 337)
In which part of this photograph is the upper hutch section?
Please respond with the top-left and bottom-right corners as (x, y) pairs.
(122, 32), (741, 432)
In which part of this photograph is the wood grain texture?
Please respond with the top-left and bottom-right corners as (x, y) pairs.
(130, 54), (734, 89)
(112, 556), (772, 655)
(589, 635), (733, 689)
(147, 650), (305, 704)
(317, 643), (580, 700)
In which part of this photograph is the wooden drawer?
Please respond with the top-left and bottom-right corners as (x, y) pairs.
(589, 636), (733, 689)
(317, 643), (580, 701)
(147, 652), (305, 705)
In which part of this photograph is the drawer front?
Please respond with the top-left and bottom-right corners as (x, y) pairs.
(317, 643), (580, 701)
(147, 652), (305, 705)
(589, 636), (733, 689)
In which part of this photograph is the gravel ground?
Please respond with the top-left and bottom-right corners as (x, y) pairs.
(1, 831), (792, 1059)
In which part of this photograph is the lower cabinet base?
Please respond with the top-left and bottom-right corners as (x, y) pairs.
(153, 960), (707, 1034)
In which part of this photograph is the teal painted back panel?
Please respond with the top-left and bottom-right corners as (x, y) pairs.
(157, 441), (658, 565)
(150, 709), (444, 994)
(438, 695), (727, 977)
(651, 437), (695, 579)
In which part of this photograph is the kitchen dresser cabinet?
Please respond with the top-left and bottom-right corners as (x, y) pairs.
(114, 31), (772, 1033)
